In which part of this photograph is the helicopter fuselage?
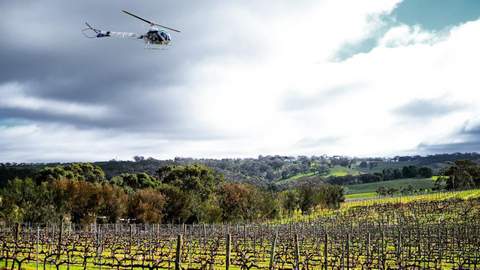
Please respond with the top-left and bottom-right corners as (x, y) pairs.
(143, 30), (171, 45)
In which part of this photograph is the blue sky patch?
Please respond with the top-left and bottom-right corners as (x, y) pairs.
(393, 0), (480, 30)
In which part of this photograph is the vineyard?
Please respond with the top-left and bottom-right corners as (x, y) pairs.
(1, 192), (480, 270)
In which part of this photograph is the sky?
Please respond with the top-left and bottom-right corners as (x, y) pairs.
(1, 0), (480, 162)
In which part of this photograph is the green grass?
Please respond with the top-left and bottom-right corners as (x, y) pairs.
(274, 172), (317, 185)
(276, 165), (361, 185)
(287, 171), (316, 180)
(345, 192), (377, 200)
(327, 165), (360, 177)
(344, 177), (436, 194)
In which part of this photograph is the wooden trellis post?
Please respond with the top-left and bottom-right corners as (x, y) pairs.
(269, 232), (278, 270)
(57, 221), (63, 260)
(36, 226), (39, 270)
(226, 234), (231, 270)
(397, 228), (403, 268)
(366, 232), (371, 264)
(176, 234), (183, 270)
(96, 224), (102, 270)
(324, 232), (328, 270)
(346, 233), (350, 270)
(294, 234), (300, 270)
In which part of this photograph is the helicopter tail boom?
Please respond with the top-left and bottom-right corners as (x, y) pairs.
(82, 22), (142, 39)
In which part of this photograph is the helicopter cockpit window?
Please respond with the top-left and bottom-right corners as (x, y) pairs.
(160, 32), (170, 41)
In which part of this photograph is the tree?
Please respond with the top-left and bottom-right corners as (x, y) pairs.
(316, 165), (329, 175)
(156, 164), (225, 223)
(418, 167), (433, 178)
(281, 190), (300, 216)
(298, 185), (317, 213)
(376, 186), (388, 196)
(317, 185), (344, 208)
(158, 184), (194, 224)
(402, 166), (418, 178)
(401, 184), (414, 195)
(218, 183), (260, 222)
(133, 156), (145, 162)
(382, 169), (394, 181)
(34, 166), (74, 183)
(393, 169), (403, 179)
(0, 178), (53, 224)
(65, 163), (106, 182)
(298, 184), (344, 214)
(157, 164), (224, 201)
(257, 191), (281, 220)
(65, 181), (102, 224)
(34, 163), (106, 183)
(442, 160), (480, 190)
(111, 173), (158, 190)
(128, 188), (166, 223)
(97, 184), (128, 223)
(386, 187), (398, 196)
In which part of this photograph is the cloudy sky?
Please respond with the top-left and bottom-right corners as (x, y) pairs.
(1, 0), (480, 162)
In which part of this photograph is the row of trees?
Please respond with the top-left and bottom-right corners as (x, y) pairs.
(375, 160), (480, 195)
(439, 160), (480, 190)
(0, 163), (344, 225)
(327, 165), (433, 186)
(376, 185), (420, 196)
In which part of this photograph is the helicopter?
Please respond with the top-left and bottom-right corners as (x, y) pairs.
(82, 10), (181, 49)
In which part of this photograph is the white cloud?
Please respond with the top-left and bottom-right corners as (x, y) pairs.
(188, 7), (480, 158)
(2, 0), (480, 161)
(379, 25), (439, 47)
(0, 82), (112, 120)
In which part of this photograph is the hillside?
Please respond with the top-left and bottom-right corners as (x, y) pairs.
(1, 153), (479, 187)
(344, 177), (436, 194)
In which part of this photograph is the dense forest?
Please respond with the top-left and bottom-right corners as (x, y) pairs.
(0, 163), (344, 225)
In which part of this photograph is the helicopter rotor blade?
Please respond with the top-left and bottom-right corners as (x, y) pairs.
(153, 23), (181, 33)
(85, 22), (100, 33)
(122, 10), (155, 25)
(122, 10), (181, 33)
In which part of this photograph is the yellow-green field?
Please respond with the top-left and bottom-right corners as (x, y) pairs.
(276, 188), (480, 224)
(2, 189), (480, 270)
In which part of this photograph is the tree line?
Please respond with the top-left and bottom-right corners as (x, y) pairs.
(438, 160), (480, 190)
(326, 165), (433, 186)
(0, 163), (344, 225)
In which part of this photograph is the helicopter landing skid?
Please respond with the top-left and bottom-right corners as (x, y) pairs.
(144, 43), (170, 50)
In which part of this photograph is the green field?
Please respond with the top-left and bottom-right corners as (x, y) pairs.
(274, 172), (317, 186)
(344, 192), (377, 200)
(344, 177), (435, 195)
(327, 165), (360, 177)
(276, 165), (361, 185)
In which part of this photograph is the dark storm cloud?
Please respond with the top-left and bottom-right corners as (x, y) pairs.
(393, 98), (463, 119)
(0, 0), (269, 138)
(418, 141), (480, 153)
(417, 120), (480, 154)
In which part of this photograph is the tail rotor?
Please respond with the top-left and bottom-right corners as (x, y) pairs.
(82, 22), (110, 38)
